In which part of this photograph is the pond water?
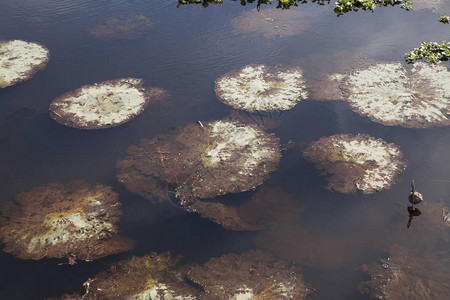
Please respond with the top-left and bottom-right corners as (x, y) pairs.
(0, 0), (449, 299)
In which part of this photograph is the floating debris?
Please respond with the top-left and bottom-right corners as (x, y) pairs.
(187, 250), (312, 299)
(89, 14), (152, 39)
(340, 62), (450, 128)
(303, 134), (406, 194)
(231, 8), (312, 38)
(292, 52), (376, 101)
(81, 252), (200, 299)
(358, 245), (450, 299)
(49, 78), (169, 129)
(188, 186), (301, 231)
(215, 64), (308, 112)
(0, 181), (133, 261)
(117, 120), (281, 205)
(0, 40), (49, 88)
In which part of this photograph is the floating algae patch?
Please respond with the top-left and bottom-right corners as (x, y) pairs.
(303, 134), (406, 194)
(231, 8), (312, 38)
(50, 78), (169, 129)
(358, 245), (450, 299)
(81, 252), (200, 299)
(0, 181), (133, 261)
(292, 52), (376, 101)
(188, 186), (302, 231)
(89, 14), (152, 39)
(117, 119), (281, 205)
(0, 40), (49, 88)
(340, 62), (450, 128)
(187, 250), (312, 299)
(215, 65), (308, 112)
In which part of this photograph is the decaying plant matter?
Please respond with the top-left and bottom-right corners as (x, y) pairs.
(340, 62), (450, 128)
(303, 134), (406, 194)
(187, 250), (312, 299)
(82, 252), (199, 299)
(359, 245), (450, 299)
(0, 181), (133, 262)
(215, 65), (308, 112)
(0, 40), (49, 88)
(117, 120), (281, 205)
(50, 78), (169, 130)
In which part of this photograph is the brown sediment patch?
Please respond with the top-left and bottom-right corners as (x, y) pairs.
(215, 64), (308, 112)
(116, 119), (281, 205)
(340, 62), (450, 128)
(82, 252), (200, 299)
(292, 52), (376, 101)
(0, 181), (133, 261)
(0, 40), (49, 88)
(231, 8), (312, 38)
(188, 186), (302, 231)
(49, 78), (169, 130)
(187, 250), (312, 299)
(303, 134), (406, 194)
(89, 14), (152, 40)
(358, 245), (450, 299)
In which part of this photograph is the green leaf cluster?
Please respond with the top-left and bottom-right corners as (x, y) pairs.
(404, 42), (450, 64)
(439, 16), (450, 24)
(334, 0), (407, 16)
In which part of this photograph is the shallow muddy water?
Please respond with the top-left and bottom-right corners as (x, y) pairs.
(0, 0), (449, 299)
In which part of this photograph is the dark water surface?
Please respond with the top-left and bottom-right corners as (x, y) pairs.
(1, 0), (449, 299)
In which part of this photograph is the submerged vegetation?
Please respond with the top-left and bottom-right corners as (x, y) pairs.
(89, 14), (152, 39)
(303, 134), (406, 194)
(117, 119), (281, 205)
(0, 181), (133, 262)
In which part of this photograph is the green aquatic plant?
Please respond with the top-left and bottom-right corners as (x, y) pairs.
(404, 41), (450, 63)
(334, 0), (410, 16)
(439, 15), (450, 24)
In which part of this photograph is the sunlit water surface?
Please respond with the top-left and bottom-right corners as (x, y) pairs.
(0, 0), (449, 299)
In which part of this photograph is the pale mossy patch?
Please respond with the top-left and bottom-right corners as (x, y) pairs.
(50, 78), (153, 129)
(303, 134), (406, 194)
(0, 40), (49, 88)
(130, 283), (197, 300)
(204, 121), (275, 176)
(215, 65), (308, 112)
(341, 62), (450, 128)
(231, 286), (254, 300)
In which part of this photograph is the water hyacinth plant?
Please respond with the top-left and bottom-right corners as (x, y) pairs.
(439, 15), (450, 24)
(334, 0), (410, 15)
(404, 41), (450, 63)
